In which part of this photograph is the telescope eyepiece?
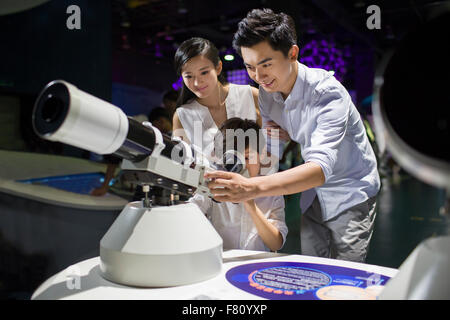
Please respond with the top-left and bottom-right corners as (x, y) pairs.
(42, 93), (65, 123)
(33, 81), (70, 137)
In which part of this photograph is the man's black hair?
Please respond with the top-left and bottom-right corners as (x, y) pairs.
(232, 8), (297, 57)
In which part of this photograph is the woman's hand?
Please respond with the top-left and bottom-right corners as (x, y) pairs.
(265, 121), (290, 142)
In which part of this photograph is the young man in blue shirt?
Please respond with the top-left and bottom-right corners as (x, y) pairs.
(205, 8), (380, 262)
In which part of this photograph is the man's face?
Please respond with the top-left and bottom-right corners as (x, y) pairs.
(241, 41), (298, 98)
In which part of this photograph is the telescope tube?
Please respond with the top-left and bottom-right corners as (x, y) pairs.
(32, 80), (180, 162)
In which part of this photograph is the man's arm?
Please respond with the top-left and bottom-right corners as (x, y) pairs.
(206, 86), (344, 202)
(205, 161), (325, 202)
(207, 83), (349, 203)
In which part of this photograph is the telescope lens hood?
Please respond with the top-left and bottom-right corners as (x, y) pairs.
(33, 81), (70, 137)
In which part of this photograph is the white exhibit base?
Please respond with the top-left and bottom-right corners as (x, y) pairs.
(99, 201), (223, 287)
(379, 235), (450, 299)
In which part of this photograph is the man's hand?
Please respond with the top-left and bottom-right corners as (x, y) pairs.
(204, 171), (258, 203)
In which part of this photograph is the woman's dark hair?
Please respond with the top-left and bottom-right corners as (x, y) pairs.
(232, 8), (297, 57)
(174, 37), (227, 107)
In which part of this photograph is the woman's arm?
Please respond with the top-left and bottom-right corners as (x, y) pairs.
(243, 200), (283, 251)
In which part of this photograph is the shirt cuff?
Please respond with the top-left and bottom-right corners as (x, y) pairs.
(304, 152), (334, 183)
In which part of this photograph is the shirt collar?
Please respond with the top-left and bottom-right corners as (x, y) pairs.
(283, 62), (304, 109)
(273, 91), (284, 104)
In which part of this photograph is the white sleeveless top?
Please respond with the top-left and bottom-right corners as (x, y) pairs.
(175, 83), (257, 158)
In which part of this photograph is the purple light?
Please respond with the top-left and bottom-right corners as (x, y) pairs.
(299, 39), (347, 81)
(172, 76), (183, 91)
(155, 43), (162, 58)
(227, 69), (251, 85)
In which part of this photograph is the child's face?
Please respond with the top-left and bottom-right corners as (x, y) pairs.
(181, 55), (222, 99)
(245, 147), (260, 178)
(241, 40), (298, 97)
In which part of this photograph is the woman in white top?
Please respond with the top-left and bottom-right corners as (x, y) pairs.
(172, 38), (286, 251)
(172, 37), (261, 157)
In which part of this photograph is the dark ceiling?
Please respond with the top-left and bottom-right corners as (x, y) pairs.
(111, 0), (449, 62)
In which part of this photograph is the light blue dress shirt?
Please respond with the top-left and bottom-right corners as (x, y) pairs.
(259, 62), (380, 221)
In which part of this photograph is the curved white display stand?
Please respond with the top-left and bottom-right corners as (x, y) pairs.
(100, 202), (223, 287)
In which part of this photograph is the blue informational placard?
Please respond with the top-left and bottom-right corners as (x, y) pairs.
(226, 261), (391, 300)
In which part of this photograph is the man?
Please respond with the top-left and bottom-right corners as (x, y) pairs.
(205, 8), (380, 262)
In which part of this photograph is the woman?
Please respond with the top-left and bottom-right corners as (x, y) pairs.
(172, 37), (261, 159)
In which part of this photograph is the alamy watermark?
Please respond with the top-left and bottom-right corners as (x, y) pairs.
(366, 5), (381, 30)
(66, 5), (81, 30)
(65, 4), (381, 31)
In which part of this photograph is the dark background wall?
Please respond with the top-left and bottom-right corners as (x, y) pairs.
(0, 0), (111, 100)
(0, 0), (113, 157)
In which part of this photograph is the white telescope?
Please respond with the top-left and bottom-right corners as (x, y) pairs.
(32, 80), (245, 287)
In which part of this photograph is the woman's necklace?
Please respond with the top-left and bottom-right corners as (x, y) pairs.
(210, 83), (228, 126)
(217, 82), (227, 108)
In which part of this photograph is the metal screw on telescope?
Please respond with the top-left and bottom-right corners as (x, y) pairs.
(142, 184), (151, 208)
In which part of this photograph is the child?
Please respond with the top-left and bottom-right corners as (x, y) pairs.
(189, 117), (287, 252)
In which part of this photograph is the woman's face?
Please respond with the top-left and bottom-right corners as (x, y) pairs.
(181, 55), (222, 99)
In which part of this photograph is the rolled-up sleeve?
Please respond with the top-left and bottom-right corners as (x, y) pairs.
(302, 86), (349, 182)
